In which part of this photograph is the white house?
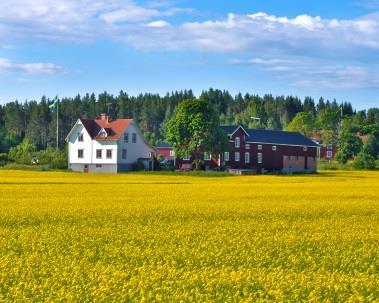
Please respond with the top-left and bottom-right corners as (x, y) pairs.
(65, 113), (155, 173)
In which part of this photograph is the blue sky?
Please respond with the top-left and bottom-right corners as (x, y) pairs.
(1, 0), (379, 109)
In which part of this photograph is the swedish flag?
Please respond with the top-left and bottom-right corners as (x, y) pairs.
(48, 97), (59, 111)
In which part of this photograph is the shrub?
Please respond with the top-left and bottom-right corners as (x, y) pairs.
(8, 139), (37, 164)
(353, 152), (376, 170)
(37, 147), (68, 169)
(0, 153), (8, 166)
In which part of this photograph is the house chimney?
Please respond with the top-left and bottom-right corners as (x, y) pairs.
(100, 113), (110, 123)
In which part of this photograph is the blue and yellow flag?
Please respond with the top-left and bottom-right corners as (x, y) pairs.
(48, 97), (59, 111)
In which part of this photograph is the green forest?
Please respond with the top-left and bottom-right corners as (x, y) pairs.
(0, 88), (378, 168)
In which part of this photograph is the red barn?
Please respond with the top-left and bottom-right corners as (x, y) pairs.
(155, 142), (175, 160)
(319, 144), (338, 161)
(176, 125), (319, 173)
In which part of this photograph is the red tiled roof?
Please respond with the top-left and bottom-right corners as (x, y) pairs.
(81, 118), (133, 141)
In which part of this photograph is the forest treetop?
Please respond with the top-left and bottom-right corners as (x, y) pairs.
(0, 88), (378, 153)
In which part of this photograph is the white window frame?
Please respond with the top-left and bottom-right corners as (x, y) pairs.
(303, 146), (308, 151)
(235, 152), (240, 162)
(245, 144), (250, 150)
(235, 137), (240, 148)
(272, 146), (277, 151)
(257, 153), (262, 164)
(169, 150), (175, 157)
(106, 149), (112, 159)
(258, 144), (262, 150)
(96, 149), (102, 159)
(326, 151), (333, 158)
(224, 152), (229, 162)
(78, 149), (84, 159)
(245, 152), (250, 164)
(183, 153), (190, 160)
(204, 152), (211, 161)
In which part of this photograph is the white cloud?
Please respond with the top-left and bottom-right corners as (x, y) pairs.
(231, 56), (379, 89)
(230, 58), (289, 65)
(1, 2), (378, 58)
(120, 12), (379, 55)
(0, 58), (62, 74)
(0, 0), (192, 41)
(99, 5), (161, 23)
(144, 20), (170, 28)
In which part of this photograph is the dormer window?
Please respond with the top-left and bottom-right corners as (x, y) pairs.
(98, 129), (107, 138)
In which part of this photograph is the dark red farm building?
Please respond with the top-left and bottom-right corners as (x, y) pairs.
(175, 125), (320, 173)
(155, 142), (175, 160)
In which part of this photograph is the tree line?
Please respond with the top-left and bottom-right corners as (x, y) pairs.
(0, 88), (378, 167)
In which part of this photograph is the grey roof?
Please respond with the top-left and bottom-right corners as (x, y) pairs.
(155, 142), (172, 148)
(221, 125), (319, 147)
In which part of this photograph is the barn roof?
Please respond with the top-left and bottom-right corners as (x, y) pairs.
(155, 142), (172, 148)
(221, 125), (319, 147)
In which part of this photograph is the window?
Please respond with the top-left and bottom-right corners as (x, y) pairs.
(96, 149), (102, 159)
(99, 130), (107, 138)
(124, 133), (129, 143)
(78, 133), (84, 142)
(183, 153), (190, 160)
(235, 152), (240, 162)
(327, 144), (333, 150)
(132, 133), (137, 143)
(303, 146), (308, 151)
(245, 152), (250, 164)
(245, 144), (250, 150)
(235, 137), (240, 148)
(96, 164), (102, 168)
(106, 149), (112, 159)
(272, 146), (277, 151)
(258, 145), (262, 150)
(257, 153), (262, 164)
(169, 150), (175, 157)
(327, 151), (333, 158)
(224, 152), (229, 162)
(78, 149), (84, 159)
(122, 149), (127, 159)
(204, 152), (211, 161)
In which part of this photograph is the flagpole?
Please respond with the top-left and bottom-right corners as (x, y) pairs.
(56, 98), (59, 150)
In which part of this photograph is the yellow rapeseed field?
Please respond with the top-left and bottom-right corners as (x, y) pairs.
(0, 170), (378, 302)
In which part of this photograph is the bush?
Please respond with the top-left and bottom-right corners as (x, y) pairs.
(335, 151), (349, 165)
(353, 152), (376, 170)
(8, 139), (37, 164)
(37, 147), (68, 169)
(0, 153), (8, 166)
